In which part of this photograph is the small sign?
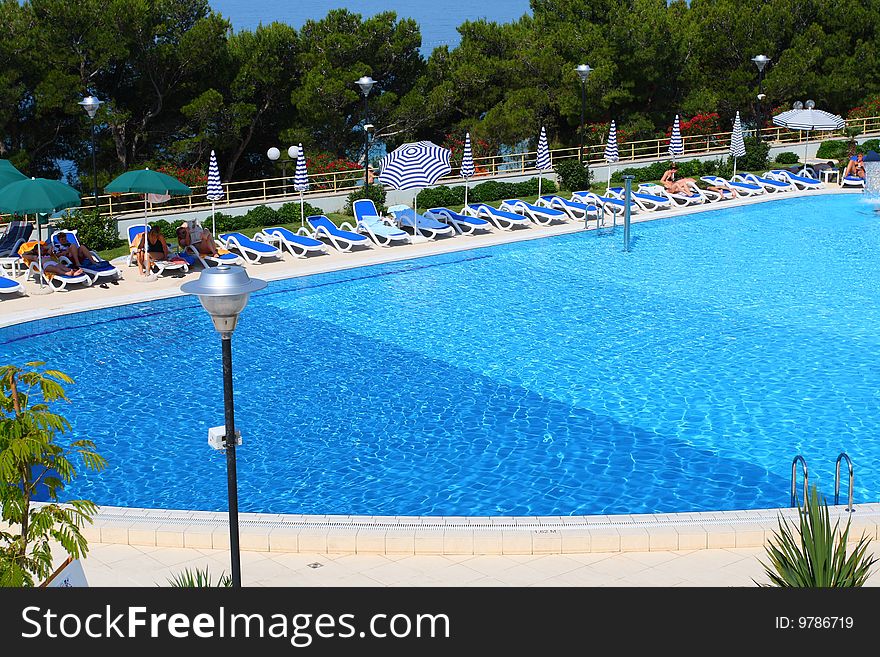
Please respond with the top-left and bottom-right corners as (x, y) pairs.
(41, 556), (88, 588)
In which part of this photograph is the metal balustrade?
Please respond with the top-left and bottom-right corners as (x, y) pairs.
(8, 115), (880, 224)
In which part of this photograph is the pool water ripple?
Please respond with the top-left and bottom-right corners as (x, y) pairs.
(1, 194), (877, 515)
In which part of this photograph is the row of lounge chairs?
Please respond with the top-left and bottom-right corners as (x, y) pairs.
(0, 167), (839, 298)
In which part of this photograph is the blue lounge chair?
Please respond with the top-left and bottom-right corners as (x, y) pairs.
(0, 274), (23, 297)
(425, 207), (492, 235)
(632, 184), (702, 208)
(18, 242), (92, 292)
(126, 225), (189, 276)
(536, 195), (602, 222)
(0, 221), (33, 257)
(499, 199), (569, 226)
(765, 170), (823, 190)
(51, 229), (122, 284)
(306, 215), (370, 252)
(388, 204), (455, 240)
(352, 199), (411, 246)
(604, 187), (673, 211)
(734, 172), (794, 192)
(841, 175), (865, 188)
(254, 226), (327, 258)
(573, 191), (642, 214)
(699, 176), (764, 197)
(462, 203), (531, 231)
(218, 232), (283, 264)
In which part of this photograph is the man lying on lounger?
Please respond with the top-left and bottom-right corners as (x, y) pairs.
(22, 242), (84, 277)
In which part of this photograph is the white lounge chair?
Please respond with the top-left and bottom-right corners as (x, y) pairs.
(0, 274), (23, 297)
(637, 184), (703, 207)
(462, 203), (531, 230)
(572, 191), (640, 215)
(254, 226), (327, 258)
(51, 229), (122, 284)
(699, 176), (764, 197)
(306, 215), (371, 252)
(733, 173), (794, 193)
(425, 207), (492, 235)
(218, 232), (284, 263)
(499, 199), (569, 226)
(765, 170), (823, 190)
(841, 175), (865, 188)
(604, 187), (672, 211)
(352, 199), (411, 246)
(126, 225), (189, 276)
(536, 195), (602, 222)
(388, 204), (455, 240)
(18, 243), (92, 292)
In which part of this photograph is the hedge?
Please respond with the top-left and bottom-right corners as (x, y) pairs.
(415, 176), (556, 208)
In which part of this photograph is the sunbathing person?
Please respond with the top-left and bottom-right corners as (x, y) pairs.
(660, 163), (697, 194)
(132, 226), (170, 276)
(21, 241), (84, 277)
(53, 232), (97, 267)
(177, 221), (220, 257)
(843, 154), (865, 179)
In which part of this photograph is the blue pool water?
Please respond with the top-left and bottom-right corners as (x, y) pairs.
(2, 194), (878, 516)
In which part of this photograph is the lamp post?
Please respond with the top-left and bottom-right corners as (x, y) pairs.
(356, 76), (376, 188)
(78, 95), (103, 209)
(180, 265), (267, 588)
(751, 55), (770, 139)
(576, 64), (592, 180)
(267, 146), (298, 196)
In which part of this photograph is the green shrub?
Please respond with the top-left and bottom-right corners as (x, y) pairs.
(344, 184), (387, 215)
(760, 486), (877, 587)
(276, 201), (324, 224)
(774, 151), (800, 165)
(417, 185), (466, 209)
(816, 139), (850, 162)
(553, 159), (592, 192)
(860, 138), (880, 154)
(241, 204), (276, 228)
(55, 210), (123, 251)
(737, 137), (770, 171)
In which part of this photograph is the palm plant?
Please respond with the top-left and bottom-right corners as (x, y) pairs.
(759, 486), (877, 587)
(167, 566), (232, 587)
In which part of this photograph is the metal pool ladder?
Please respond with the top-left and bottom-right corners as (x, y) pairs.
(791, 455), (808, 506)
(835, 452), (855, 513)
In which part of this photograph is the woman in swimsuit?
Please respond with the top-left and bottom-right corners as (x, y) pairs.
(133, 226), (169, 276)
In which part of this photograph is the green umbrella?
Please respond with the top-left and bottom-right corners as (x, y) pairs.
(0, 160), (27, 189)
(0, 177), (81, 291)
(105, 168), (192, 277)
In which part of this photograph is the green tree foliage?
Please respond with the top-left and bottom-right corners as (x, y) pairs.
(0, 362), (106, 587)
(2, 0), (880, 186)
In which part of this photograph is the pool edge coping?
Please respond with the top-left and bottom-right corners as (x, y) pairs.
(8, 188), (872, 556)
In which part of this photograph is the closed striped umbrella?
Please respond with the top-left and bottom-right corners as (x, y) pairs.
(206, 150), (223, 235)
(461, 132), (474, 206)
(604, 120), (619, 187)
(536, 126), (551, 197)
(378, 141), (451, 191)
(729, 112), (746, 178)
(668, 115), (683, 160)
(293, 144), (309, 226)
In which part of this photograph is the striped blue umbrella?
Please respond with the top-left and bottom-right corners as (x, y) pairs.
(206, 150), (223, 235)
(604, 120), (620, 186)
(729, 112), (746, 178)
(293, 144), (309, 226)
(536, 126), (551, 198)
(461, 133), (474, 206)
(378, 141), (451, 191)
(668, 115), (683, 160)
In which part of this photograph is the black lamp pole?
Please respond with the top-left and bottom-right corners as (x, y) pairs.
(356, 76), (376, 188)
(576, 64), (592, 181)
(221, 335), (241, 588)
(78, 95), (103, 210)
(752, 55), (771, 140)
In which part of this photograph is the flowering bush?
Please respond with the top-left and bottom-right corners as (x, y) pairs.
(663, 113), (722, 138)
(155, 165), (207, 188)
(848, 95), (880, 120)
(580, 122), (635, 146)
(441, 133), (494, 175)
(305, 153), (362, 190)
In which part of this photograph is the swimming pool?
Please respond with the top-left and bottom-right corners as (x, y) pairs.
(2, 193), (877, 516)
